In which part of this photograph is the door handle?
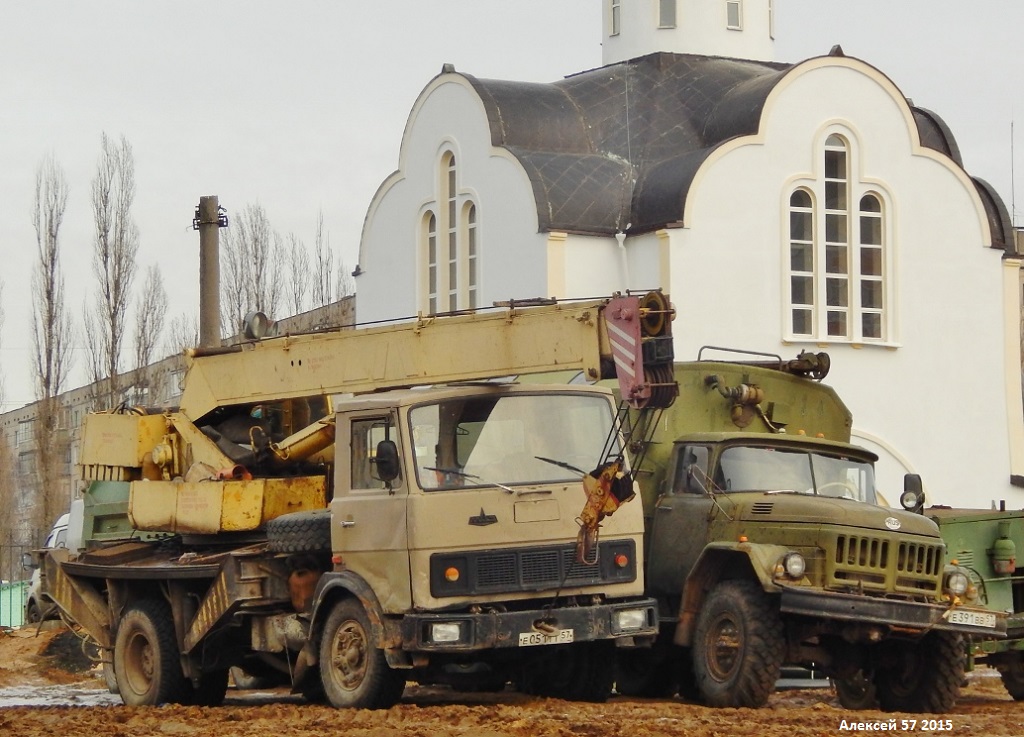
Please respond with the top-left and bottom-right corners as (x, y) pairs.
(339, 519), (356, 528)
(657, 505), (673, 511)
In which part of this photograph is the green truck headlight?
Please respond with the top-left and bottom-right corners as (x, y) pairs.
(783, 552), (806, 579)
(945, 570), (969, 597)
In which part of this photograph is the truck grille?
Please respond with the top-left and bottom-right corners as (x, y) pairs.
(430, 540), (637, 598)
(830, 533), (942, 595)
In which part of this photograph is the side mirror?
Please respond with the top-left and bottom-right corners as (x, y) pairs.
(900, 473), (925, 514)
(373, 439), (401, 483)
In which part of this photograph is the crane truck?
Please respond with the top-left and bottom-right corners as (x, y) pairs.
(613, 347), (1005, 713)
(38, 293), (677, 709)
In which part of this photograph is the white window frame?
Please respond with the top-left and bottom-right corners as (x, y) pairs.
(784, 130), (894, 346)
(726, 0), (743, 30)
(610, 0), (621, 36)
(658, 0), (676, 29)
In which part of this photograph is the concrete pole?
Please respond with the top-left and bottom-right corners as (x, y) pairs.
(197, 195), (222, 348)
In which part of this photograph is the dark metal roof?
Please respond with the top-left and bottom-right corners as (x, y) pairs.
(455, 52), (1012, 253)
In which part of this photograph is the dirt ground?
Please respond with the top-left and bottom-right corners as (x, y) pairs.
(1, 628), (1021, 737)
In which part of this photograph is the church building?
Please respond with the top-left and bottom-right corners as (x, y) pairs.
(354, 0), (1024, 508)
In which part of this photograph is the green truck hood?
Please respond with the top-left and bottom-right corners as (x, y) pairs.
(732, 492), (941, 538)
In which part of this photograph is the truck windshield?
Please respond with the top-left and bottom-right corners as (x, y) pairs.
(716, 446), (877, 504)
(410, 393), (619, 490)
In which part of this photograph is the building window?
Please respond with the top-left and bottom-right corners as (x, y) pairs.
(467, 203), (479, 309)
(419, 152), (479, 314)
(659, 0), (676, 28)
(425, 212), (438, 314)
(786, 133), (890, 343)
(610, 0), (621, 36)
(727, 0), (742, 30)
(16, 420), (33, 447)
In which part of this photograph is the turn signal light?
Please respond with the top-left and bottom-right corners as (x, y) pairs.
(614, 553), (629, 569)
(445, 566), (461, 582)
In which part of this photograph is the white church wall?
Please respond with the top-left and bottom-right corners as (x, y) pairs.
(357, 75), (548, 323)
(665, 58), (1019, 508)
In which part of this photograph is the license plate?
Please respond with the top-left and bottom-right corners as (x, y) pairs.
(518, 628), (574, 647)
(947, 610), (998, 628)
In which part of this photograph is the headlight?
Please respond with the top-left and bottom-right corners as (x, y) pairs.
(782, 552), (806, 579)
(945, 570), (970, 597)
(615, 608), (649, 632)
(429, 622), (463, 643)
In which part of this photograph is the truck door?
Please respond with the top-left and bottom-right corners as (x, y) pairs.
(645, 444), (716, 599)
(331, 411), (412, 612)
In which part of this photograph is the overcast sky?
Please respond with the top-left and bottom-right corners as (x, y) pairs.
(1, 0), (1022, 412)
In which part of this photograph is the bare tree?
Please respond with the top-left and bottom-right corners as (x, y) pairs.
(286, 233), (311, 315)
(86, 133), (139, 406)
(335, 260), (356, 300)
(220, 203), (283, 335)
(167, 312), (199, 356)
(30, 153), (74, 530)
(134, 264), (169, 370)
(312, 209), (334, 307)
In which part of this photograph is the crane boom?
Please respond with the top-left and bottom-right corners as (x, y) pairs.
(180, 293), (676, 421)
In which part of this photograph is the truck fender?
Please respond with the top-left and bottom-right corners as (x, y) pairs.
(306, 570), (409, 668)
(672, 542), (788, 647)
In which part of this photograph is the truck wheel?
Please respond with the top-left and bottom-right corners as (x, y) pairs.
(188, 669), (230, 706)
(319, 598), (405, 709)
(114, 599), (190, 706)
(520, 642), (615, 702)
(101, 659), (120, 694)
(874, 632), (963, 713)
(25, 601), (42, 624)
(692, 579), (784, 708)
(997, 654), (1024, 700)
(267, 509), (332, 553)
(615, 646), (678, 698)
(833, 670), (879, 710)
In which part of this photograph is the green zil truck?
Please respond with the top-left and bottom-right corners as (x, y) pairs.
(614, 348), (1004, 713)
(922, 506), (1024, 701)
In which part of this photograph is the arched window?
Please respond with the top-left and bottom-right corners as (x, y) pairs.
(785, 133), (890, 343)
(466, 203), (478, 309)
(424, 211), (438, 315)
(419, 152), (479, 314)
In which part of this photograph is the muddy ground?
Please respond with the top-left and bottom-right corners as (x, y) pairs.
(0, 627), (1021, 737)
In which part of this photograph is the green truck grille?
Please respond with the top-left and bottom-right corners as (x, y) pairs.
(829, 534), (942, 595)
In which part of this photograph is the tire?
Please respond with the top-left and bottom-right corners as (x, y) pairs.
(692, 579), (784, 708)
(187, 669), (230, 706)
(615, 646), (678, 698)
(833, 670), (879, 710)
(319, 598), (405, 709)
(873, 632), (963, 713)
(519, 642), (615, 703)
(231, 666), (276, 690)
(998, 654), (1024, 701)
(267, 509), (333, 553)
(25, 601), (42, 625)
(114, 599), (191, 706)
(102, 659), (120, 694)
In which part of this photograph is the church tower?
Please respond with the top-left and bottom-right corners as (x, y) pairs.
(602, 0), (776, 65)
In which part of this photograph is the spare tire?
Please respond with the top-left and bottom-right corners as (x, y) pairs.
(266, 508), (333, 553)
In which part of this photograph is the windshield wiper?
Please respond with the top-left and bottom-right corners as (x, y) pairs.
(533, 456), (587, 476)
(424, 466), (516, 494)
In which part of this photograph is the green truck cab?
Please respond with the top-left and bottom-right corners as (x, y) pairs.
(617, 349), (1004, 713)
(925, 507), (1024, 700)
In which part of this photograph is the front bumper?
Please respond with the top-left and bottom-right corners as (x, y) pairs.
(780, 586), (1006, 638)
(397, 597), (659, 652)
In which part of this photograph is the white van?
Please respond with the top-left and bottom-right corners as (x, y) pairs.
(23, 513), (70, 623)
